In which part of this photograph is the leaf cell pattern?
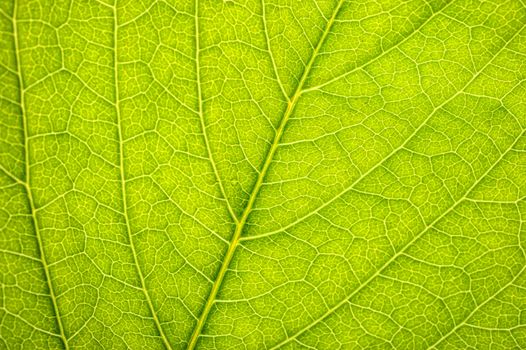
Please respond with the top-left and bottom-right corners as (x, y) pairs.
(1, 0), (526, 349)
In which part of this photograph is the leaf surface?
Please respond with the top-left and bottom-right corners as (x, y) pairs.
(1, 0), (526, 349)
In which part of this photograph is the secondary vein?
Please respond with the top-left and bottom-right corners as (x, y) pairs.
(269, 23), (526, 348)
(245, 22), (526, 242)
(261, 0), (289, 101)
(194, 0), (238, 224)
(13, 0), (69, 348)
(112, 3), (173, 349)
(271, 129), (524, 350)
(186, 1), (345, 348)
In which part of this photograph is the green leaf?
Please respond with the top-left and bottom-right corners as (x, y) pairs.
(1, 0), (526, 348)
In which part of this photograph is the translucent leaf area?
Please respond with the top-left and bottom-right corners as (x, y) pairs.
(1, 0), (526, 349)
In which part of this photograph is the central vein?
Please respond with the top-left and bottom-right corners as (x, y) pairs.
(186, 1), (345, 348)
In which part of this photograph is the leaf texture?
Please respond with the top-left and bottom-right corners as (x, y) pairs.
(1, 0), (526, 349)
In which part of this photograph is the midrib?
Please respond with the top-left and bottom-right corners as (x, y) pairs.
(186, 1), (346, 348)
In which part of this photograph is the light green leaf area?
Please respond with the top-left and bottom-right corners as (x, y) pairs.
(1, 0), (526, 349)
